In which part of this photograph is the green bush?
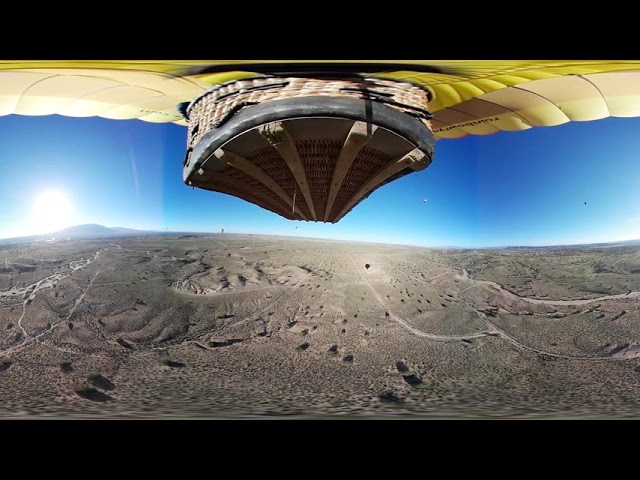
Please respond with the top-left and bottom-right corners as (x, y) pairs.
(74, 383), (97, 395)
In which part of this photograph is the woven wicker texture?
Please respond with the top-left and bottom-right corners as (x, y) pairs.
(185, 76), (431, 155)
(245, 147), (313, 220)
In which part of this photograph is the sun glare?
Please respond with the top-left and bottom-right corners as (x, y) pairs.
(29, 189), (74, 235)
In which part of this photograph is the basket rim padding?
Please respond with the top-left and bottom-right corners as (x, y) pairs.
(183, 95), (435, 184)
(184, 75), (434, 120)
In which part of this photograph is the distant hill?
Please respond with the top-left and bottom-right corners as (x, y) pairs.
(0, 224), (150, 245)
(53, 224), (147, 237)
(54, 224), (115, 236)
(502, 238), (640, 250)
(110, 227), (140, 234)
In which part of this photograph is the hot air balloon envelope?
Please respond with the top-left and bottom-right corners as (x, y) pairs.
(4, 61), (640, 221)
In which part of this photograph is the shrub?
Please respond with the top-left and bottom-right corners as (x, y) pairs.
(86, 373), (116, 390)
(74, 383), (97, 395)
(161, 359), (185, 368)
(60, 361), (73, 373)
(378, 391), (402, 404)
(0, 359), (13, 372)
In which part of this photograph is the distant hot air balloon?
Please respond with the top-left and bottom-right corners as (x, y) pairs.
(423, 199), (428, 204)
(3, 61), (640, 222)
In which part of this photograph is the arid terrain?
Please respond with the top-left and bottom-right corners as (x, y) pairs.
(1, 234), (640, 418)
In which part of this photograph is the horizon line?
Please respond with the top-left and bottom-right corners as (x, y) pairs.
(1, 223), (638, 250)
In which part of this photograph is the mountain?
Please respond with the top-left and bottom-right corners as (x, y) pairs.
(0, 224), (149, 245)
(110, 227), (140, 234)
(53, 224), (148, 237)
(54, 224), (115, 236)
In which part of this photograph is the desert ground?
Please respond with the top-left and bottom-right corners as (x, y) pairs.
(1, 234), (640, 418)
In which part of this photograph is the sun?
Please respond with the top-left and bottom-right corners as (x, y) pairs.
(29, 189), (74, 234)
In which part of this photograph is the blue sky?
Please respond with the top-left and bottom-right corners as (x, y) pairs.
(0, 114), (639, 247)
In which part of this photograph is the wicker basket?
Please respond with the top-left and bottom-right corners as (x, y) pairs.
(182, 76), (435, 223)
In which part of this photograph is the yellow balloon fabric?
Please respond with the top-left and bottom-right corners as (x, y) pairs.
(1, 60), (640, 137)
